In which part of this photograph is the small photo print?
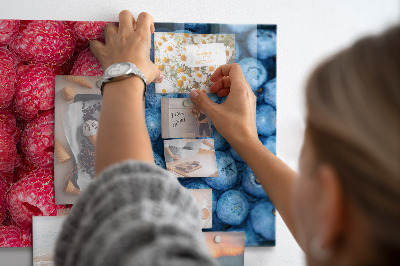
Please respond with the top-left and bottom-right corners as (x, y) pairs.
(161, 98), (212, 139)
(163, 138), (218, 177)
(204, 231), (245, 266)
(33, 216), (66, 266)
(188, 189), (212, 228)
(154, 32), (235, 94)
(54, 75), (102, 204)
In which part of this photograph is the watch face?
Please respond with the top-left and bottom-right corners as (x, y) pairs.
(106, 62), (131, 77)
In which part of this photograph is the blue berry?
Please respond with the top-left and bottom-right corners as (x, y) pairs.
(154, 27), (172, 32)
(203, 151), (238, 191)
(216, 190), (249, 226)
(238, 58), (267, 92)
(173, 29), (193, 34)
(183, 179), (210, 190)
(260, 135), (276, 155)
(174, 23), (210, 33)
(153, 152), (165, 169)
(151, 136), (164, 157)
(256, 105), (276, 137)
(145, 84), (177, 109)
(250, 200), (275, 241)
(235, 41), (241, 62)
(229, 146), (245, 163)
(247, 29), (276, 60)
(217, 95), (228, 104)
(205, 212), (230, 232)
(145, 108), (161, 141)
(212, 129), (228, 151)
(263, 78), (276, 107)
(241, 165), (267, 198)
(207, 93), (219, 103)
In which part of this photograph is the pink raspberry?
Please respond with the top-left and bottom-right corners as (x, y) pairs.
(0, 225), (23, 247)
(0, 109), (20, 144)
(21, 110), (54, 168)
(10, 20), (75, 65)
(7, 168), (56, 228)
(74, 21), (108, 42)
(0, 19), (20, 45)
(70, 47), (103, 76)
(20, 227), (32, 247)
(13, 151), (39, 183)
(0, 127), (17, 173)
(14, 65), (55, 120)
(0, 175), (8, 223)
(0, 47), (18, 109)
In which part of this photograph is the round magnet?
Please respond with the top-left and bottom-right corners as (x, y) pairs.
(214, 235), (222, 244)
(183, 99), (191, 107)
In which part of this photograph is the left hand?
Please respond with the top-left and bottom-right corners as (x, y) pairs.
(90, 10), (163, 83)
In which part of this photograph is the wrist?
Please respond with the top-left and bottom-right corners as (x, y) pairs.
(102, 76), (145, 97)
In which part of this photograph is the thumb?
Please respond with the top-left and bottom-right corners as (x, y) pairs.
(190, 90), (217, 118)
(150, 63), (164, 83)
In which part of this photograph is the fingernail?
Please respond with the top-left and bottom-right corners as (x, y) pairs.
(190, 90), (199, 100)
(155, 72), (164, 83)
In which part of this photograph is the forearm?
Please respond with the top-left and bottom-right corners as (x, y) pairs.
(95, 76), (154, 175)
(230, 137), (299, 241)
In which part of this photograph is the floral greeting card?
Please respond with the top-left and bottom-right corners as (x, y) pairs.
(154, 33), (235, 94)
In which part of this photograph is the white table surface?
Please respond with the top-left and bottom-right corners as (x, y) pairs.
(0, 1), (398, 265)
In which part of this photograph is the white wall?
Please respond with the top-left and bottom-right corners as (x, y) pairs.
(0, 1), (398, 265)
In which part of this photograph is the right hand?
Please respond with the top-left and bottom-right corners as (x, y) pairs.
(190, 64), (258, 147)
(90, 10), (163, 84)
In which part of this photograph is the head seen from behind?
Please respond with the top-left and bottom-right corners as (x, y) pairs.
(293, 25), (400, 266)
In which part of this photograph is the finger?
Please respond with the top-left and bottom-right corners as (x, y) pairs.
(104, 23), (118, 44)
(217, 88), (230, 97)
(136, 12), (154, 39)
(210, 63), (244, 83)
(118, 10), (135, 36)
(89, 40), (105, 61)
(150, 63), (164, 83)
(209, 76), (231, 93)
(190, 90), (218, 120)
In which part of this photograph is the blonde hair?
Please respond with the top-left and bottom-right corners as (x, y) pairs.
(305, 25), (400, 264)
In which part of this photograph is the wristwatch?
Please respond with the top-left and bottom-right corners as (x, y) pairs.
(96, 62), (148, 96)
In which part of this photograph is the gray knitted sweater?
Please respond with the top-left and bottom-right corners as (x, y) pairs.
(54, 160), (217, 266)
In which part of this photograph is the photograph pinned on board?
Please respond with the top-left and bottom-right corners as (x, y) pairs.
(188, 189), (213, 228)
(154, 32), (235, 94)
(161, 98), (212, 139)
(54, 75), (102, 205)
(32, 216), (66, 266)
(163, 138), (218, 177)
(204, 231), (245, 266)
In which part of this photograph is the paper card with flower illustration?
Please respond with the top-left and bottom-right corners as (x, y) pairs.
(161, 98), (212, 139)
(163, 138), (218, 178)
(188, 189), (212, 229)
(203, 231), (245, 266)
(154, 32), (235, 94)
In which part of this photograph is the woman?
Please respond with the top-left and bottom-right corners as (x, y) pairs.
(187, 106), (211, 137)
(55, 10), (400, 266)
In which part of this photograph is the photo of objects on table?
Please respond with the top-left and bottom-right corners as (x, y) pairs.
(163, 138), (218, 177)
(161, 98), (212, 139)
(54, 75), (102, 204)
